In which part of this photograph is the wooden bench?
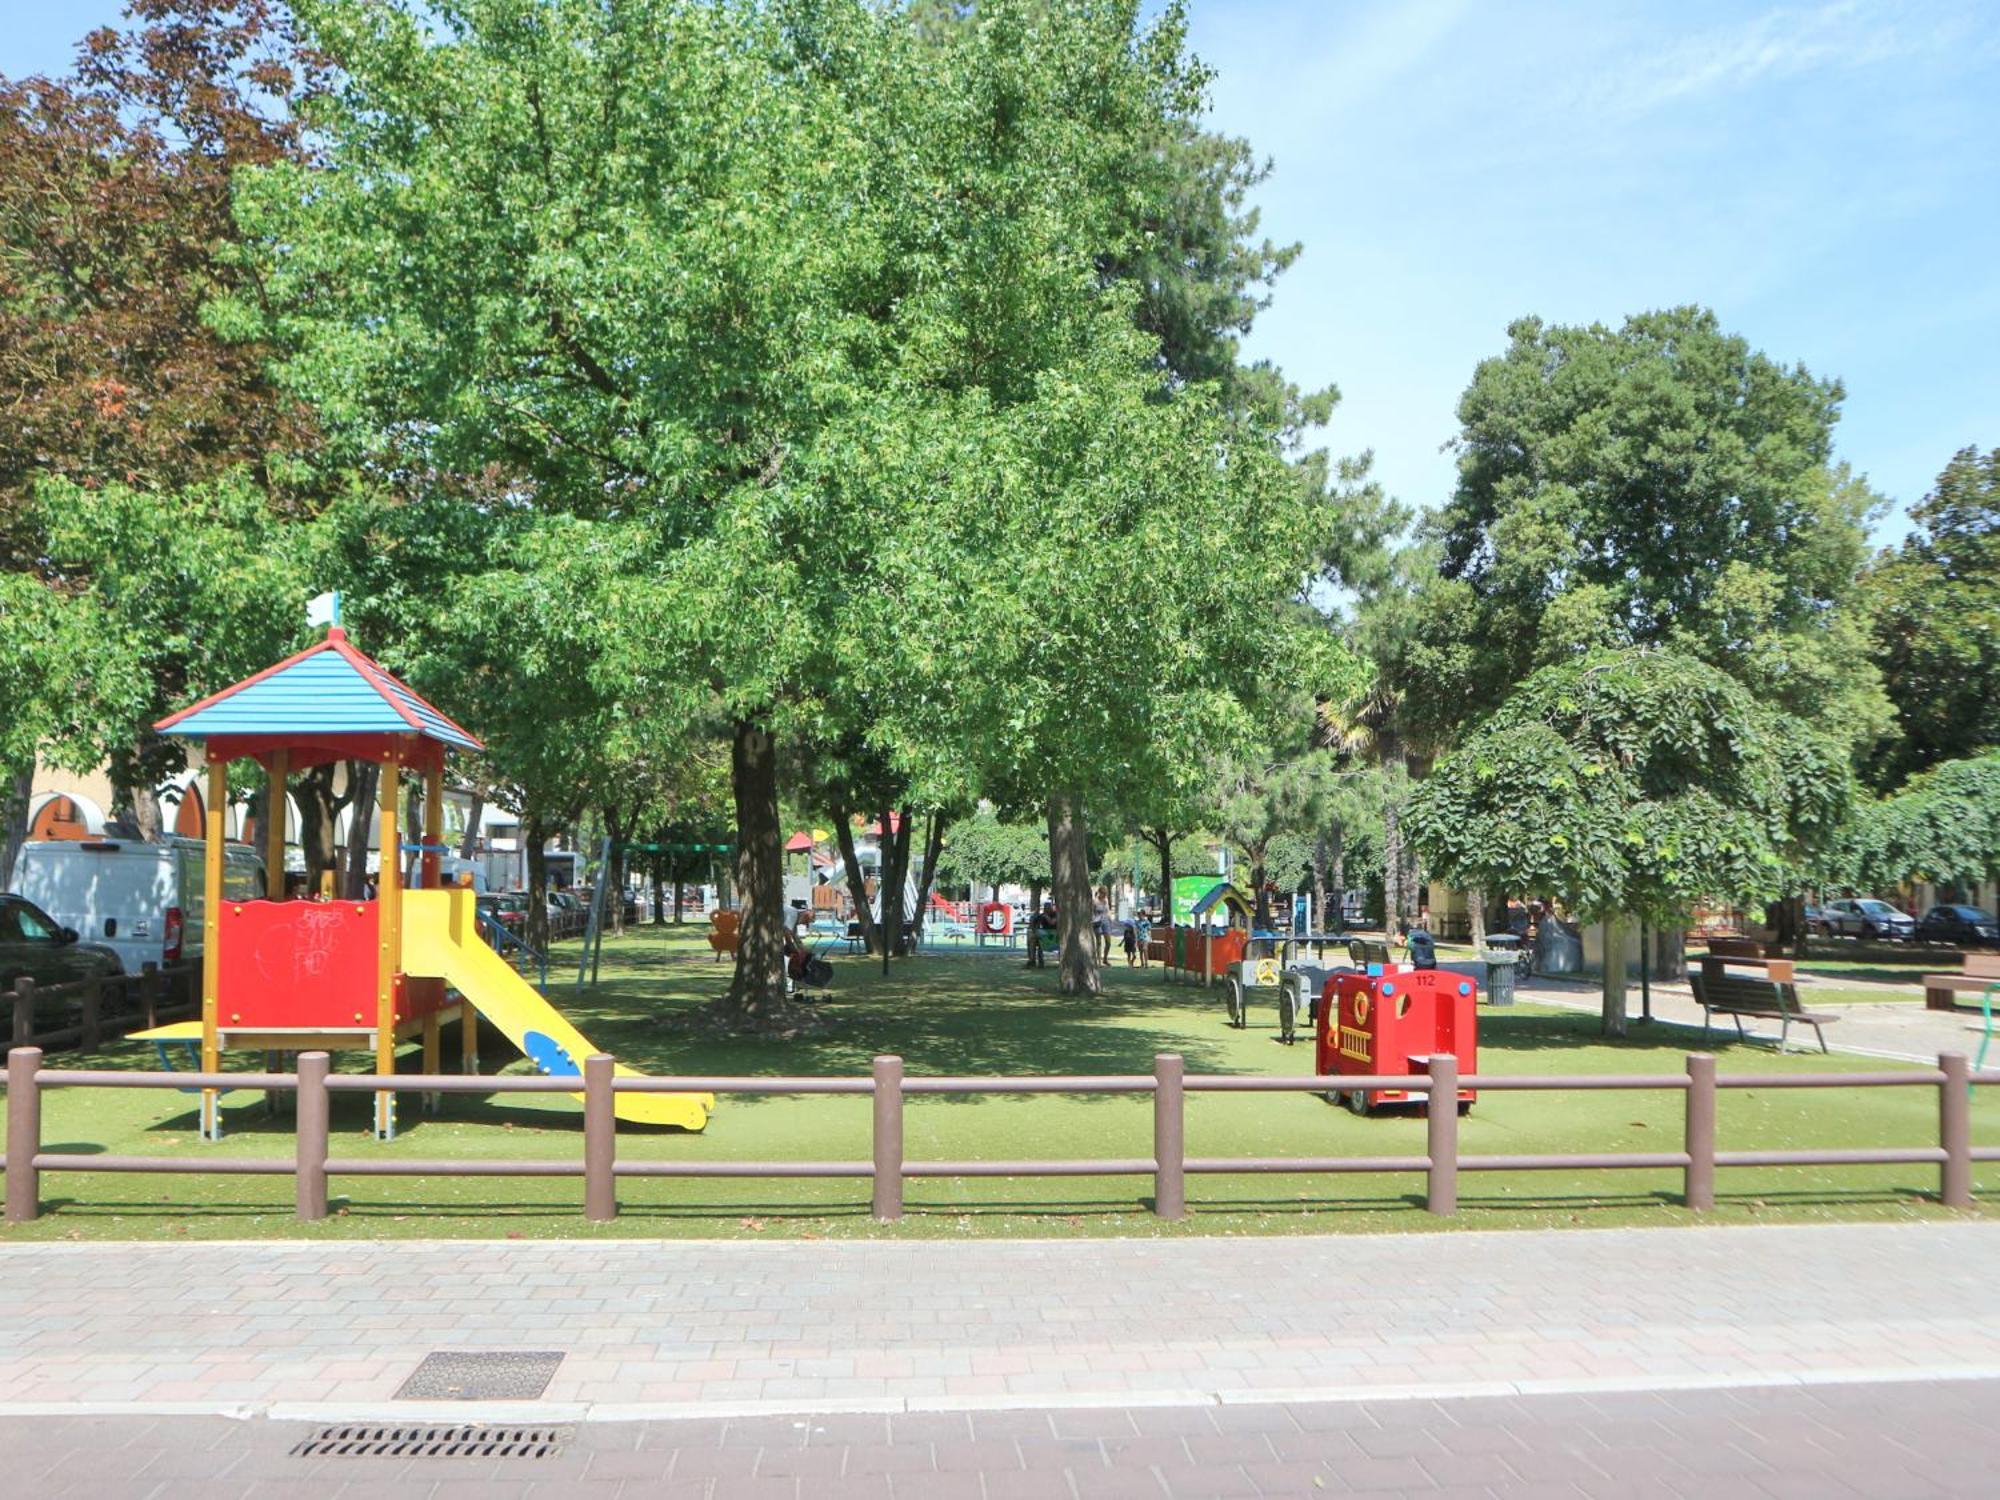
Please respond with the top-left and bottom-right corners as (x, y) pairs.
(1923, 952), (2000, 1011)
(1700, 938), (1795, 984)
(1689, 970), (1835, 1053)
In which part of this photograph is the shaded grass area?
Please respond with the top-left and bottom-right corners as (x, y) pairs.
(3, 925), (1996, 1241)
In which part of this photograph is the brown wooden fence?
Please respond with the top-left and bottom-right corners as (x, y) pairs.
(6, 963), (197, 1055)
(3, 1047), (1995, 1226)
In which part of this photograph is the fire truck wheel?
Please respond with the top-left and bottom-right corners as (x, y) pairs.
(1225, 978), (1246, 1028)
(1458, 1100), (1473, 1117)
(1277, 985), (1298, 1044)
(1345, 1090), (1370, 1117)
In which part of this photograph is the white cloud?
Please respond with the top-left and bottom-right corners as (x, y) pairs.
(1590, 0), (1984, 117)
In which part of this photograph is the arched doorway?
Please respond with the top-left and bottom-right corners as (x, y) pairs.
(173, 784), (205, 839)
(28, 794), (96, 841)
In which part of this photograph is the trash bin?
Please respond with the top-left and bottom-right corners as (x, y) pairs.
(1481, 940), (1519, 1007)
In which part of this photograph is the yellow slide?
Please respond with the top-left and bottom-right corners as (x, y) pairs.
(401, 888), (711, 1130)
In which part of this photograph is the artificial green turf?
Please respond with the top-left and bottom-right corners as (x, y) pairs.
(3, 925), (1995, 1241)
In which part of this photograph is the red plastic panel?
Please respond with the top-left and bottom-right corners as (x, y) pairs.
(398, 975), (450, 1024)
(217, 899), (379, 1028)
(1316, 966), (1478, 1107)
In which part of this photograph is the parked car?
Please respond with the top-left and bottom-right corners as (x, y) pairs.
(476, 892), (529, 930)
(1820, 898), (1917, 942)
(1916, 904), (2000, 948)
(8, 837), (263, 976)
(1803, 904), (1832, 937)
(0, 893), (122, 989)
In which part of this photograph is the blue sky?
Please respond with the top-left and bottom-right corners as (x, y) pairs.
(7, 0), (1997, 538)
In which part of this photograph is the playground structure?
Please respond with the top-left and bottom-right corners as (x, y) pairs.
(138, 624), (711, 1139)
(1155, 879), (1253, 982)
(1317, 963), (1478, 1115)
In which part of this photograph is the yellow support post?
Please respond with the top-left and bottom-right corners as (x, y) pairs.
(263, 750), (288, 900)
(201, 758), (227, 1140)
(374, 751), (402, 1138)
(422, 762), (443, 890)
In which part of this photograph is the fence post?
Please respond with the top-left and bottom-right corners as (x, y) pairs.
(1684, 1052), (1716, 1211)
(11, 978), (34, 1047)
(1153, 1053), (1186, 1220)
(80, 975), (102, 1051)
(295, 1051), (330, 1221)
(141, 962), (160, 1030)
(1425, 1053), (1458, 1216)
(872, 1054), (903, 1221)
(1940, 1051), (1972, 1209)
(584, 1054), (618, 1222)
(5, 1046), (42, 1224)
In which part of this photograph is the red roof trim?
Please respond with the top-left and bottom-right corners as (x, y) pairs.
(154, 635), (336, 731)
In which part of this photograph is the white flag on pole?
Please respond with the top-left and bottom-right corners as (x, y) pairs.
(306, 590), (340, 628)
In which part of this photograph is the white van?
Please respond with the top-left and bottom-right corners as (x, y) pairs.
(8, 837), (265, 976)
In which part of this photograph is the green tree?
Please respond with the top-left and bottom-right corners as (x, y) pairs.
(1428, 308), (1888, 750)
(30, 472), (313, 832)
(1866, 446), (2000, 788)
(1406, 649), (1851, 1034)
(1849, 750), (2000, 894)
(236, 0), (1266, 1023)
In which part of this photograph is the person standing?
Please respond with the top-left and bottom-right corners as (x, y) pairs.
(1091, 888), (1112, 964)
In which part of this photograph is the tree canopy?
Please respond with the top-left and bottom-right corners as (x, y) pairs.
(1866, 446), (2000, 789)
(1406, 648), (1852, 926)
(1421, 307), (1888, 749)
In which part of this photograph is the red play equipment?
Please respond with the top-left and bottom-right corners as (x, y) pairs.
(1316, 965), (1478, 1116)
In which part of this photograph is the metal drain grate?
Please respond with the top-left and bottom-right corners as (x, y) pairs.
(394, 1349), (565, 1400)
(292, 1423), (569, 1459)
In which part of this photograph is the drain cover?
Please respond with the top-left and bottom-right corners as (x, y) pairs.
(292, 1424), (568, 1458)
(394, 1350), (565, 1401)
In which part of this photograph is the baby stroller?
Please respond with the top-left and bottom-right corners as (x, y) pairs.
(785, 930), (835, 1001)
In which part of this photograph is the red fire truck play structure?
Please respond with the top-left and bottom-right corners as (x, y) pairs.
(1316, 964), (1478, 1115)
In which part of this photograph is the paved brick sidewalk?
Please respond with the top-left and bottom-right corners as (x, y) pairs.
(1, 1223), (1997, 1416)
(4, 1376), (1996, 1497)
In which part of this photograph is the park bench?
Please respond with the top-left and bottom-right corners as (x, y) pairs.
(1348, 938), (1392, 967)
(1699, 937), (1794, 985)
(1689, 969), (1835, 1053)
(1921, 951), (2000, 1012)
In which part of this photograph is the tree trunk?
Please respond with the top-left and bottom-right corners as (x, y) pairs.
(1151, 828), (1176, 981)
(404, 779), (423, 887)
(833, 804), (880, 955)
(600, 804), (630, 936)
(1311, 833), (1329, 935)
(294, 762), (346, 895)
(128, 783), (163, 842)
(1468, 885), (1488, 951)
(458, 789), (484, 859)
(1330, 827), (1347, 928)
(344, 759), (378, 899)
(723, 717), (788, 1020)
(1381, 793), (1402, 935)
(877, 805), (915, 972)
(524, 810), (550, 950)
(1600, 913), (1629, 1038)
(910, 809), (945, 950)
(1250, 854), (1272, 931)
(1048, 796), (1099, 995)
(0, 765), (33, 890)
